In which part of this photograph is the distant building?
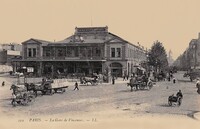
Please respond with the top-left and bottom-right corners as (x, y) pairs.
(167, 50), (174, 66)
(174, 33), (200, 70)
(0, 43), (22, 51)
(0, 43), (22, 65)
(13, 26), (147, 78)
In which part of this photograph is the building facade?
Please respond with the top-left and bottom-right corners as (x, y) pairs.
(13, 27), (147, 78)
(0, 43), (22, 65)
(174, 33), (200, 70)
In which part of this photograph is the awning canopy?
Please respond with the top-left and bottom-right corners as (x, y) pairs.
(136, 66), (146, 71)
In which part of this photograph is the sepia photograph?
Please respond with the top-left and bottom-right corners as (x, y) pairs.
(0, 0), (200, 129)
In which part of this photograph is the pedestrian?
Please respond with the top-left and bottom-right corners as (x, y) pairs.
(112, 76), (115, 85)
(130, 76), (136, 92)
(123, 75), (126, 81)
(135, 75), (139, 90)
(74, 81), (79, 90)
(196, 78), (200, 88)
(11, 93), (16, 106)
(2, 81), (5, 86)
(173, 77), (176, 84)
(126, 75), (129, 80)
(168, 75), (171, 81)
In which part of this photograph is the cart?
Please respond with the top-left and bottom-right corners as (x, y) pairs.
(127, 80), (153, 91)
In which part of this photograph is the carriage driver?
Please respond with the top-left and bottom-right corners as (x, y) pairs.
(176, 90), (183, 98)
(130, 75), (138, 90)
(196, 78), (200, 88)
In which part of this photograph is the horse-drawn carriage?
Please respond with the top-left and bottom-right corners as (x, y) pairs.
(127, 76), (153, 91)
(10, 77), (69, 107)
(25, 79), (68, 96)
(10, 84), (35, 106)
(168, 90), (183, 106)
(80, 77), (98, 85)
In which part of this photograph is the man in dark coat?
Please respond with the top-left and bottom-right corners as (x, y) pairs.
(74, 81), (79, 90)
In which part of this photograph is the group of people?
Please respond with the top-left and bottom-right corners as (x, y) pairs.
(128, 73), (151, 91)
(123, 75), (129, 81)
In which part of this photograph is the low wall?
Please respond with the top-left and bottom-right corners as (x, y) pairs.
(0, 65), (12, 73)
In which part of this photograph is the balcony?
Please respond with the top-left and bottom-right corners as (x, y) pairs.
(41, 56), (105, 61)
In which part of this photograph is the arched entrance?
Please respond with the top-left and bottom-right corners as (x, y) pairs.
(110, 62), (123, 77)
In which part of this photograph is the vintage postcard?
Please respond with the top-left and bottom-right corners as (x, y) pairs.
(0, 0), (200, 129)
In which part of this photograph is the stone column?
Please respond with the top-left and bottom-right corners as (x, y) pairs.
(37, 62), (43, 77)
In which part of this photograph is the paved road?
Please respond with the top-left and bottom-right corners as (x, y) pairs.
(0, 71), (200, 120)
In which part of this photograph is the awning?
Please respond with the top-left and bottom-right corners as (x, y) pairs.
(136, 67), (146, 71)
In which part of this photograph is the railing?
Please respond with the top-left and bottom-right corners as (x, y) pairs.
(42, 56), (105, 61)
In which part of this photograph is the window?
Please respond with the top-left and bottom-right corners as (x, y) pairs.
(46, 49), (51, 57)
(87, 47), (92, 57)
(33, 48), (36, 57)
(111, 48), (115, 57)
(66, 47), (78, 57)
(56, 48), (65, 57)
(95, 47), (101, 57)
(117, 48), (121, 57)
(111, 48), (121, 58)
(28, 48), (32, 57)
(43, 47), (51, 57)
(27, 48), (37, 57)
(58, 49), (63, 56)
(80, 47), (86, 57)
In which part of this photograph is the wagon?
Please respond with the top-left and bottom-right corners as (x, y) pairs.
(25, 80), (68, 96)
(80, 77), (98, 85)
(168, 95), (182, 106)
(127, 80), (153, 91)
(11, 85), (35, 106)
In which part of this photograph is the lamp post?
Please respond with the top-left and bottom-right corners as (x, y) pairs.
(155, 59), (158, 73)
(22, 66), (27, 84)
(146, 54), (149, 75)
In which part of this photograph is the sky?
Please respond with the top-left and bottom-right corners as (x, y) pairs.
(0, 0), (200, 59)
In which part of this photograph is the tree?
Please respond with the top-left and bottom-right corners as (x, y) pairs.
(148, 41), (169, 73)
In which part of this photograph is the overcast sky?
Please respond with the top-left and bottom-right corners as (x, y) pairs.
(1, 0), (200, 59)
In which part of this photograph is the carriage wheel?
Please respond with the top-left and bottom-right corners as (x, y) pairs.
(91, 82), (94, 85)
(49, 89), (53, 95)
(140, 85), (145, 90)
(11, 99), (16, 107)
(28, 96), (35, 104)
(34, 91), (38, 97)
(21, 99), (28, 106)
(168, 100), (172, 106)
(42, 91), (46, 95)
(197, 89), (200, 94)
(148, 83), (153, 90)
(131, 86), (133, 92)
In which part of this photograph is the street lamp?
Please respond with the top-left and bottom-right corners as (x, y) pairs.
(155, 60), (158, 73)
(22, 66), (27, 84)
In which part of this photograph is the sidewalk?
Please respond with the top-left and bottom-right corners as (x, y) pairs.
(114, 77), (129, 84)
(194, 112), (200, 120)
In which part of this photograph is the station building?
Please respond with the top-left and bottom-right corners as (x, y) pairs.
(13, 27), (147, 78)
